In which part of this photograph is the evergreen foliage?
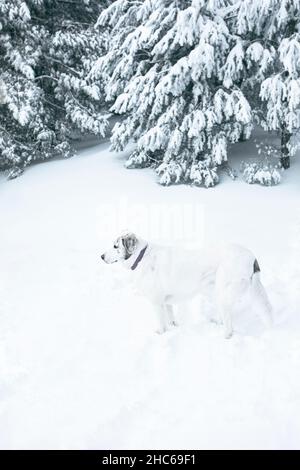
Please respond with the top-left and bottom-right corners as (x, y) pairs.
(241, 161), (282, 186)
(92, 0), (253, 187)
(1, 0), (300, 185)
(91, 0), (300, 186)
(232, 0), (300, 169)
(0, 0), (109, 177)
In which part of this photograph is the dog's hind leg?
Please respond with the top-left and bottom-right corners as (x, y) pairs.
(251, 272), (273, 328)
(216, 278), (248, 339)
(217, 302), (233, 339)
(166, 304), (178, 327)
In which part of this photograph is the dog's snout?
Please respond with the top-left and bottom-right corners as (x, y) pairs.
(101, 254), (105, 261)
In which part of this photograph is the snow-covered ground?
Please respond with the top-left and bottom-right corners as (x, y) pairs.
(0, 137), (300, 449)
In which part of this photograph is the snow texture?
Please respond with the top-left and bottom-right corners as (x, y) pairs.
(0, 136), (300, 449)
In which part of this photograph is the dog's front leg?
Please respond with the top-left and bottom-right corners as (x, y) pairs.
(155, 304), (169, 334)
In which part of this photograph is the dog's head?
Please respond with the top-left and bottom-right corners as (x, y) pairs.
(101, 232), (138, 264)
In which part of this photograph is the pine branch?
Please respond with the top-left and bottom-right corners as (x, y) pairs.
(44, 56), (81, 76)
(0, 125), (31, 150)
(35, 75), (59, 82)
(43, 97), (65, 111)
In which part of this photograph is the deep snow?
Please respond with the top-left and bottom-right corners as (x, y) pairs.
(0, 136), (300, 449)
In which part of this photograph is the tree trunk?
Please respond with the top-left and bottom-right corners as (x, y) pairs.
(281, 130), (292, 169)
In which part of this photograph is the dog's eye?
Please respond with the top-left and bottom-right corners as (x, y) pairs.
(113, 244), (118, 249)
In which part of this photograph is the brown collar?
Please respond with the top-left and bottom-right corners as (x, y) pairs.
(130, 245), (148, 270)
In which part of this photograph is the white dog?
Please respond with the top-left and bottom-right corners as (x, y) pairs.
(101, 232), (272, 338)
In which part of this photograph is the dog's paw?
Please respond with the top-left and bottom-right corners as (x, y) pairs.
(155, 327), (167, 335)
(224, 330), (233, 339)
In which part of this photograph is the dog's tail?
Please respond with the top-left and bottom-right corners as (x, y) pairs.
(253, 258), (260, 275)
(251, 259), (273, 327)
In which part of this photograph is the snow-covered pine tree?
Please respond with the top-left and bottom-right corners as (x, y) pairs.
(0, 0), (48, 178)
(92, 0), (252, 187)
(233, 0), (300, 169)
(0, 0), (110, 178)
(46, 0), (111, 139)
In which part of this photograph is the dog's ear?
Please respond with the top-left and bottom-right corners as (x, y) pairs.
(122, 232), (137, 256)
